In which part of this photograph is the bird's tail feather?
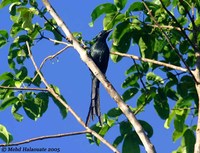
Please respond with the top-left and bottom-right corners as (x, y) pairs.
(86, 77), (102, 126)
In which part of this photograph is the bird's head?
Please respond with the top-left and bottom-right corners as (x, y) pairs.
(94, 29), (112, 42)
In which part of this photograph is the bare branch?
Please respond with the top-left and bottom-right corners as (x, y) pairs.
(147, 24), (182, 31)
(41, 0), (156, 152)
(111, 51), (188, 72)
(38, 32), (69, 45)
(0, 86), (47, 91)
(0, 131), (88, 147)
(26, 41), (120, 153)
(39, 45), (72, 70)
(32, 45), (72, 83)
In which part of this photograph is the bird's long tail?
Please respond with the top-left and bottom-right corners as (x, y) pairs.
(86, 77), (102, 126)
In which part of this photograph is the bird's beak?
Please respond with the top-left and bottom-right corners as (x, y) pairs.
(106, 29), (112, 33)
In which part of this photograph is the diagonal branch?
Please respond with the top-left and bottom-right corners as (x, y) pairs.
(111, 51), (188, 72)
(41, 0), (156, 153)
(0, 131), (88, 147)
(26, 41), (119, 153)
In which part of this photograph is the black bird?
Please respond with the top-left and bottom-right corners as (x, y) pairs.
(86, 30), (112, 126)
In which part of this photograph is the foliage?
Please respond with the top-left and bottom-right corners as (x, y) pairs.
(89, 0), (199, 152)
(0, 0), (199, 153)
(0, 0), (68, 142)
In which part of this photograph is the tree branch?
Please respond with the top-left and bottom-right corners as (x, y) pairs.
(111, 51), (188, 72)
(41, 0), (156, 153)
(0, 131), (88, 147)
(38, 31), (69, 45)
(0, 86), (48, 91)
(26, 41), (119, 153)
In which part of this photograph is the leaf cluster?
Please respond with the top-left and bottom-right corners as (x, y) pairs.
(0, 0), (67, 144)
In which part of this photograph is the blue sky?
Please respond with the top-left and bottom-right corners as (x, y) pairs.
(0, 0), (182, 152)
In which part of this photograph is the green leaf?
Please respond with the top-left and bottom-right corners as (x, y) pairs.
(139, 120), (153, 138)
(49, 90), (68, 119)
(112, 21), (131, 46)
(88, 124), (102, 145)
(96, 124), (110, 145)
(120, 121), (132, 135)
(90, 3), (117, 26)
(122, 88), (138, 102)
(0, 87), (14, 100)
(164, 110), (175, 129)
(16, 66), (28, 80)
(122, 74), (139, 88)
(23, 99), (39, 120)
(103, 115), (115, 127)
(10, 23), (22, 37)
(32, 71), (42, 87)
(44, 19), (62, 42)
(146, 72), (164, 84)
(0, 124), (13, 144)
(111, 24), (133, 62)
(174, 98), (191, 116)
(30, 0), (38, 7)
(0, 97), (19, 110)
(114, 0), (127, 10)
(0, 73), (14, 82)
(14, 80), (22, 88)
(107, 107), (122, 117)
(113, 135), (124, 148)
(50, 84), (61, 95)
(35, 92), (49, 117)
(166, 88), (179, 101)
(154, 38), (165, 52)
(14, 35), (30, 44)
(174, 115), (186, 132)
(154, 88), (169, 120)
(179, 40), (190, 54)
(182, 129), (195, 153)
(0, 30), (8, 47)
(103, 12), (124, 30)
(0, 37), (7, 48)
(125, 65), (137, 75)
(12, 98), (23, 122)
(138, 37), (147, 57)
(127, 2), (144, 13)
(9, 2), (21, 15)
(172, 129), (184, 142)
(0, 0), (20, 9)
(122, 134), (140, 153)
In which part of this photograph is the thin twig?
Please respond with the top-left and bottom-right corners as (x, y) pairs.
(146, 24), (182, 31)
(0, 86), (47, 91)
(111, 51), (188, 72)
(132, 59), (146, 89)
(38, 31), (68, 45)
(36, 7), (66, 40)
(0, 131), (88, 147)
(32, 45), (72, 82)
